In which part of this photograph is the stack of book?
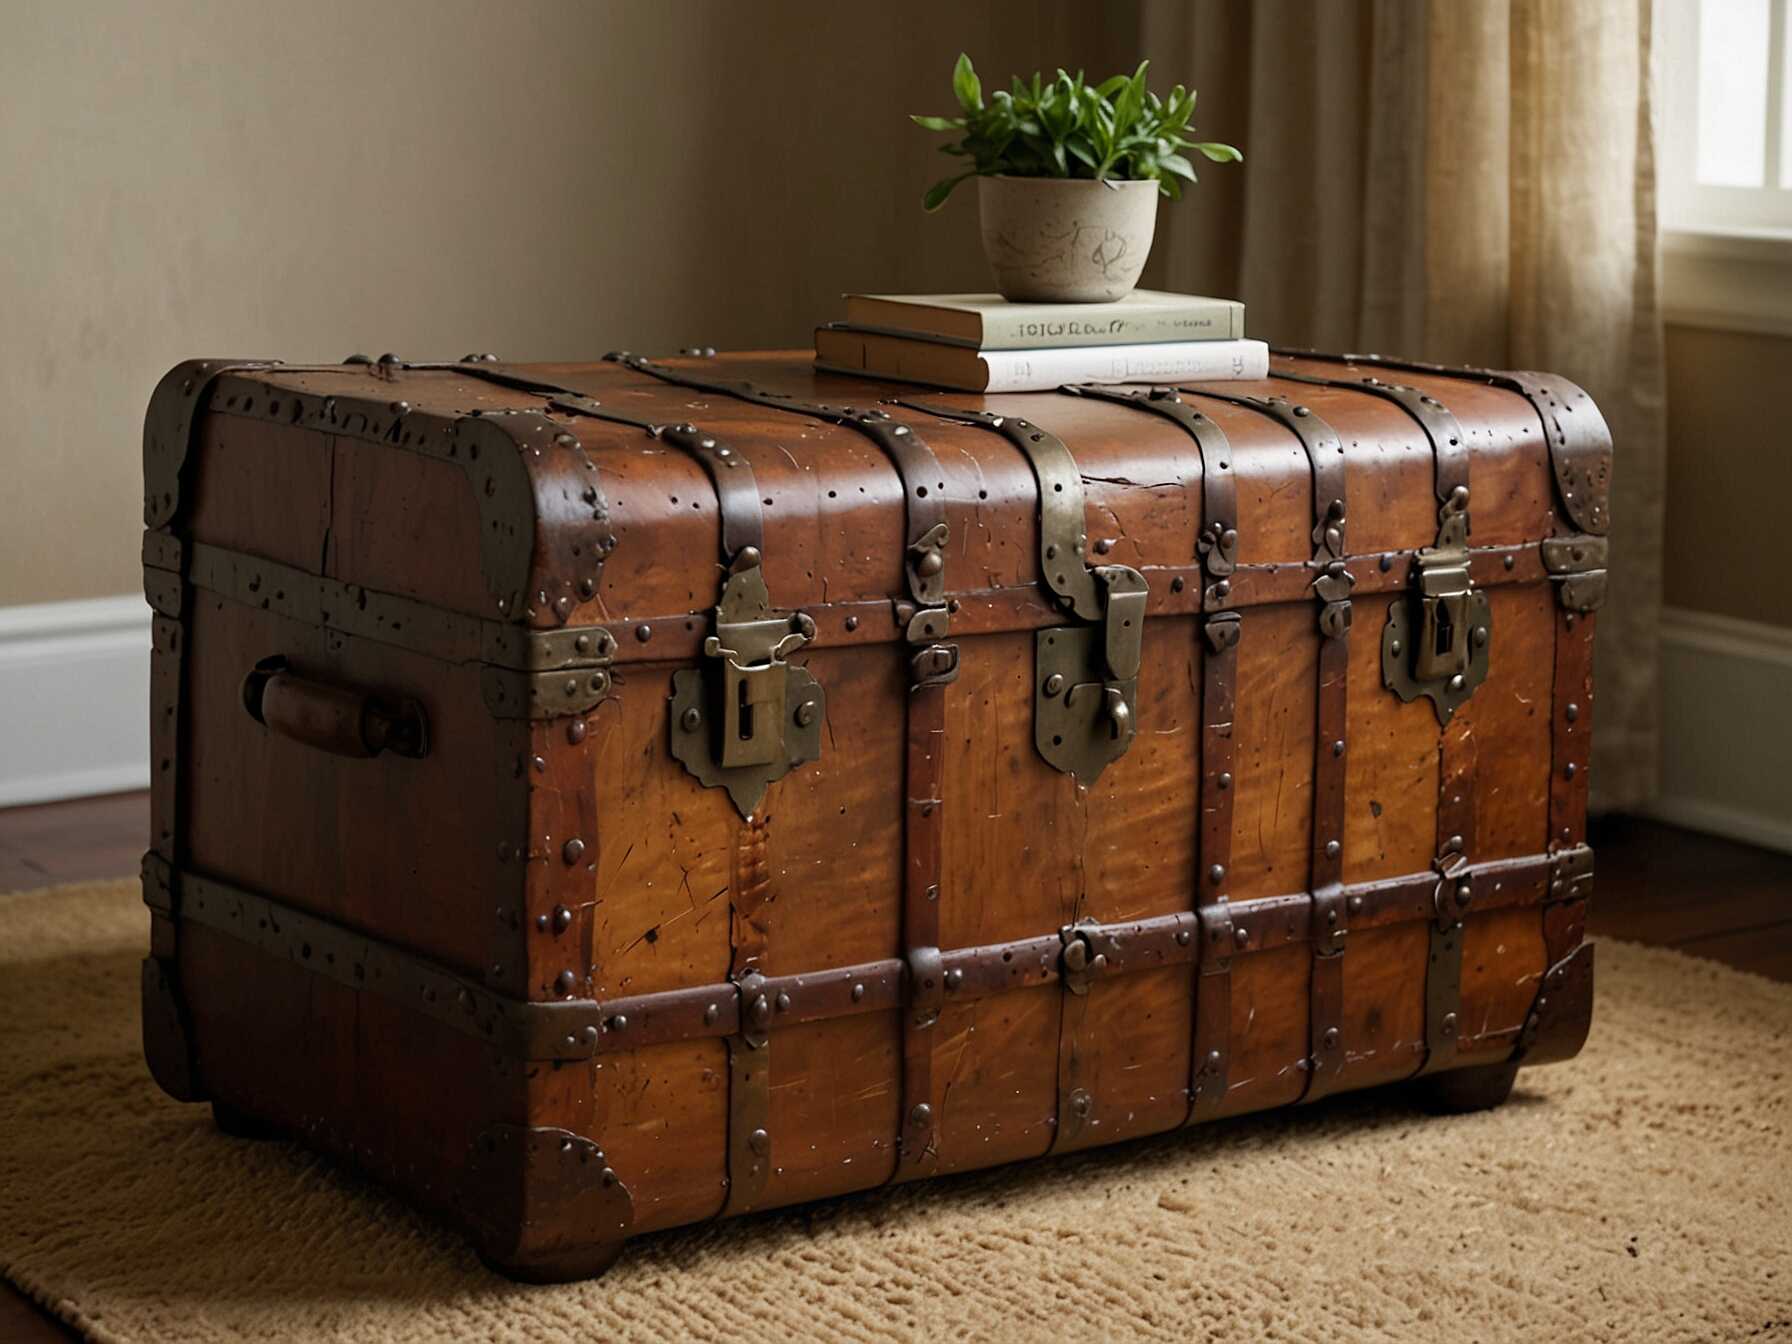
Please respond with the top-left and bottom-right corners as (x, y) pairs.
(814, 290), (1266, 393)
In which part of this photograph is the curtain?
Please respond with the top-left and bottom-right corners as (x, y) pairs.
(1140, 0), (1665, 810)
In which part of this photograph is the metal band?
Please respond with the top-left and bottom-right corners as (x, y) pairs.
(1047, 386), (1244, 1124)
(895, 644), (955, 1181)
(1549, 610), (1596, 852)
(1173, 388), (1354, 1105)
(1269, 349), (1612, 538)
(894, 401), (1102, 621)
(155, 538), (619, 719)
(723, 817), (773, 1216)
(604, 353), (951, 610)
(149, 851), (1572, 1066)
(1270, 369), (1470, 511)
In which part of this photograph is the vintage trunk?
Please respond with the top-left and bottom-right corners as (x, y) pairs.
(140, 348), (1606, 1280)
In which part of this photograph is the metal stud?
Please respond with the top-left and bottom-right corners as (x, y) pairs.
(551, 905), (572, 934)
(561, 838), (585, 865)
(1325, 840), (1341, 859)
(909, 1103), (932, 1128)
(748, 1128), (770, 1156)
(851, 982), (865, 1002)
(1322, 1027), (1339, 1050)
(635, 624), (652, 643)
(554, 970), (577, 996)
(1234, 926), (1250, 947)
(1209, 864), (1226, 884)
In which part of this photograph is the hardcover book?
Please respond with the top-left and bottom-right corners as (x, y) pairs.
(814, 324), (1269, 393)
(842, 289), (1245, 350)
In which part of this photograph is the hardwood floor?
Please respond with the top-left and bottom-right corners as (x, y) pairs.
(0, 795), (1787, 1342)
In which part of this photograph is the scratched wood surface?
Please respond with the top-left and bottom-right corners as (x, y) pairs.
(141, 349), (1596, 1269)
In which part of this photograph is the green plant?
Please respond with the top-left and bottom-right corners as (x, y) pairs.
(912, 54), (1241, 211)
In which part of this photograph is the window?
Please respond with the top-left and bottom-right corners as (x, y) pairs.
(1659, 0), (1792, 234)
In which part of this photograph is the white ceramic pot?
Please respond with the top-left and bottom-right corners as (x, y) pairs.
(977, 175), (1159, 303)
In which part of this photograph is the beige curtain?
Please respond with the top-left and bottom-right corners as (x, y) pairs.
(1139, 0), (1665, 811)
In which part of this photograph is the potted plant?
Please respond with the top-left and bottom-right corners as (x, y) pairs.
(913, 55), (1241, 303)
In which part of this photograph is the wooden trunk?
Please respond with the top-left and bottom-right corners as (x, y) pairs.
(140, 348), (1607, 1280)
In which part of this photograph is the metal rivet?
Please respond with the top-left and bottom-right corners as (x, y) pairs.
(774, 991), (791, 1012)
(1209, 864), (1226, 884)
(1440, 1012), (1458, 1037)
(1379, 553), (1393, 572)
(1473, 626), (1489, 647)
(1322, 1027), (1339, 1049)
(795, 700), (817, 728)
(1217, 772), (1232, 790)
(567, 719), (587, 745)
(1206, 1049), (1222, 1070)
(1448, 674), (1465, 691)
(851, 982), (865, 1002)
(551, 905), (572, 934)
(1455, 882), (1472, 907)
(1043, 673), (1065, 696)
(748, 1128), (770, 1155)
(1390, 640), (1403, 657)
(703, 1002), (720, 1025)
(574, 634), (592, 654)
(561, 838), (585, 865)
(554, 970), (577, 996)
(749, 994), (772, 1028)
(1325, 840), (1341, 859)
(1176, 929), (1191, 946)
(1448, 835), (1463, 851)
(1293, 405), (1311, 417)
(635, 624), (652, 643)
(610, 1014), (628, 1032)
(1504, 553), (1516, 570)
(909, 1103), (932, 1128)
(1215, 579), (1230, 598)
(945, 968), (964, 991)
(1565, 762), (1578, 778)
(1348, 895), (1364, 914)
(1565, 703), (1579, 722)
(1171, 576), (1185, 593)
(845, 615), (859, 632)
(681, 706), (702, 732)
(1234, 926), (1250, 947)
(1332, 739), (1344, 757)
(1094, 538), (1113, 555)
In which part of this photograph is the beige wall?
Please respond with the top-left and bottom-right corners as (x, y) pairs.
(0, 0), (1130, 605)
(1661, 325), (1792, 629)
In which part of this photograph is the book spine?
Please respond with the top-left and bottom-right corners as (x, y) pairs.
(981, 339), (1269, 393)
(981, 301), (1243, 350)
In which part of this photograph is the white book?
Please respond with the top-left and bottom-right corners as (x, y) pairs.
(814, 326), (1268, 393)
(974, 338), (1269, 393)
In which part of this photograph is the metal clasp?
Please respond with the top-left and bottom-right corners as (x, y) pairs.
(1382, 490), (1490, 724)
(1035, 564), (1148, 784)
(1058, 924), (1109, 996)
(669, 557), (826, 815)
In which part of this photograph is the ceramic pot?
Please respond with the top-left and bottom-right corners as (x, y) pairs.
(977, 175), (1159, 303)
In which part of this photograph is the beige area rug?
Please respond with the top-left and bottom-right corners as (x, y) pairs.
(2, 879), (1789, 1343)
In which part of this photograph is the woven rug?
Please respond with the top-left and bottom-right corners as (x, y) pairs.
(2, 879), (1788, 1343)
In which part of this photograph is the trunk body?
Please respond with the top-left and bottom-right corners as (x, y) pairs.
(141, 349), (1606, 1279)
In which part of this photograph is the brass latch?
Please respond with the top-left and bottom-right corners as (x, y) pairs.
(1036, 563), (1148, 784)
(1382, 487), (1490, 724)
(670, 554), (825, 816)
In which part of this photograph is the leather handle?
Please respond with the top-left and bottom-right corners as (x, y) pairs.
(242, 656), (428, 760)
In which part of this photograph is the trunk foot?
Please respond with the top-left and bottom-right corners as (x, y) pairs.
(1414, 1061), (1519, 1114)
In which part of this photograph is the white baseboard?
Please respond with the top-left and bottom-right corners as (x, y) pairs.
(0, 595), (152, 807)
(1649, 606), (1792, 855)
